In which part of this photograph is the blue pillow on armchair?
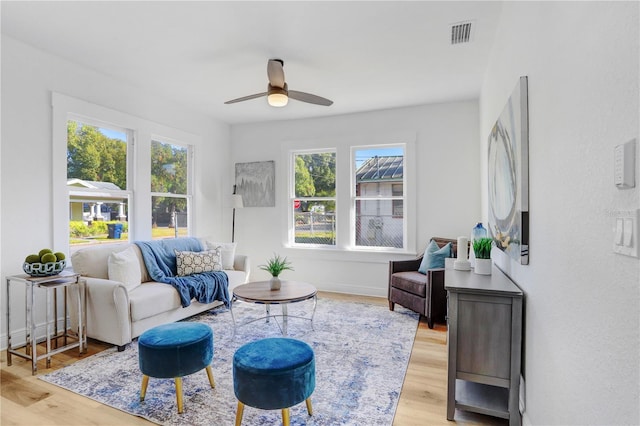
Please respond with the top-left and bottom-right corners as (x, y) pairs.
(418, 240), (452, 274)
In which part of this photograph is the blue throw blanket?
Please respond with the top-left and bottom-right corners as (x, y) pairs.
(135, 238), (230, 308)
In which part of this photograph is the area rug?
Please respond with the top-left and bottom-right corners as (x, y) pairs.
(40, 297), (419, 425)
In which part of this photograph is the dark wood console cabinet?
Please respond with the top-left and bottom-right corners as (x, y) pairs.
(445, 266), (523, 425)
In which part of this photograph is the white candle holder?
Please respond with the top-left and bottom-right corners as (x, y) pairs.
(454, 236), (471, 271)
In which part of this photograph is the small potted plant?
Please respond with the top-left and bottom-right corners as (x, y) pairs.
(473, 237), (493, 275)
(259, 253), (294, 290)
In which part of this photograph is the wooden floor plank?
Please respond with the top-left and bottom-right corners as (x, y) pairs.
(1, 291), (506, 425)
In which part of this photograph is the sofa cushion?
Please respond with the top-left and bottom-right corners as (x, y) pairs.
(128, 282), (183, 322)
(108, 246), (141, 292)
(391, 271), (427, 297)
(201, 238), (236, 270)
(175, 249), (222, 276)
(130, 244), (152, 283)
(71, 243), (133, 279)
(418, 240), (451, 274)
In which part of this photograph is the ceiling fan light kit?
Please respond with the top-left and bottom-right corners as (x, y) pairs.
(267, 83), (289, 107)
(225, 59), (333, 108)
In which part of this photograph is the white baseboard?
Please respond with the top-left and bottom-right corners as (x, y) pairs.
(1, 319), (68, 351)
(315, 281), (387, 298)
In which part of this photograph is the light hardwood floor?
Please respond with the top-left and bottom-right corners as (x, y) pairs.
(1, 292), (506, 425)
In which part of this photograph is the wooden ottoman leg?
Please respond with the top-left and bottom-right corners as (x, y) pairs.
(235, 401), (245, 426)
(140, 375), (149, 401)
(306, 398), (313, 415)
(205, 366), (215, 388)
(281, 408), (290, 426)
(174, 377), (183, 413)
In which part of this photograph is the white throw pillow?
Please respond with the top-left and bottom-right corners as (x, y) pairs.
(175, 249), (222, 276)
(108, 246), (142, 292)
(202, 240), (236, 270)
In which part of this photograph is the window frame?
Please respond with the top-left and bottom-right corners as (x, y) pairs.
(282, 133), (415, 255)
(351, 144), (406, 251)
(150, 137), (194, 239)
(66, 117), (134, 239)
(52, 92), (202, 257)
(289, 148), (337, 248)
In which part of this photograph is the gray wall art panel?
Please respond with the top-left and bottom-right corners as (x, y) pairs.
(235, 160), (275, 207)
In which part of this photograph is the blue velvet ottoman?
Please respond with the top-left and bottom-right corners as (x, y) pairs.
(138, 322), (215, 413)
(233, 338), (315, 426)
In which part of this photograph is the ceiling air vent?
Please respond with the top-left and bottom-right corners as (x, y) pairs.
(450, 21), (473, 45)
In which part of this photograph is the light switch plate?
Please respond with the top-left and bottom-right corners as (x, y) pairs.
(613, 209), (639, 257)
(614, 139), (636, 189)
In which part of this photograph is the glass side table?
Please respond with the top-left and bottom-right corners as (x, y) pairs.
(5, 271), (87, 375)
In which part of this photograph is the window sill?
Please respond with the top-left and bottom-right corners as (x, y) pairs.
(281, 244), (418, 263)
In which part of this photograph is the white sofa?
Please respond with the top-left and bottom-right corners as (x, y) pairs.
(70, 239), (249, 350)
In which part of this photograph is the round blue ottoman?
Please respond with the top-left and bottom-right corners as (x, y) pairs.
(233, 338), (315, 426)
(138, 322), (215, 413)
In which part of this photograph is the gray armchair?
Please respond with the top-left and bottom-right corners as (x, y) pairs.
(388, 237), (460, 328)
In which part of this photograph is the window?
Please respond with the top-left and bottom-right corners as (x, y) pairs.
(66, 119), (131, 247)
(287, 143), (407, 251)
(291, 151), (336, 246)
(353, 146), (405, 249)
(53, 93), (203, 254)
(151, 140), (191, 239)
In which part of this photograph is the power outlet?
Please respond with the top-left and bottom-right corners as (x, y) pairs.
(519, 374), (526, 413)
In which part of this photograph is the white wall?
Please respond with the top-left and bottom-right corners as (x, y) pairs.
(230, 101), (481, 296)
(480, 2), (639, 424)
(0, 36), (231, 346)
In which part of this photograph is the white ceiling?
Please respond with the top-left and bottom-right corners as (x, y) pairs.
(1, 1), (503, 124)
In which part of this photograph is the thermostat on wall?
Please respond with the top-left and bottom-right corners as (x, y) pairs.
(614, 139), (636, 189)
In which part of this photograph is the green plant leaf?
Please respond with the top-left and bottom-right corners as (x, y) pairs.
(473, 237), (493, 259)
(258, 253), (294, 277)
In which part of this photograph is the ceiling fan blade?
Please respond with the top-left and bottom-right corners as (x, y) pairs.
(267, 59), (285, 88)
(288, 90), (334, 106)
(224, 92), (267, 104)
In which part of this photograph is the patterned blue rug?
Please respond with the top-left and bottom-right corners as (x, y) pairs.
(40, 297), (418, 425)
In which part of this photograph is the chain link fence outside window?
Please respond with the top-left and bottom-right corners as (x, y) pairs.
(294, 211), (336, 245)
(355, 214), (403, 248)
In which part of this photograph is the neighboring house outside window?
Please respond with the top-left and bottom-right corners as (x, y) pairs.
(288, 144), (406, 250)
(66, 120), (131, 248)
(54, 93), (202, 255)
(67, 179), (128, 223)
(354, 153), (404, 249)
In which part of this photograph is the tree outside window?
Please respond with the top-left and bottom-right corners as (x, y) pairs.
(66, 120), (130, 248)
(292, 151), (336, 246)
(151, 140), (190, 239)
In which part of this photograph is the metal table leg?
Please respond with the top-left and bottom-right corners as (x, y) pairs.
(6, 278), (11, 366)
(28, 282), (37, 375)
(46, 286), (52, 369)
(282, 304), (288, 336)
(230, 299), (236, 337)
(310, 295), (317, 331)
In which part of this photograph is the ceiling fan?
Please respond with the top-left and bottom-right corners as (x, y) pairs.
(224, 59), (333, 107)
